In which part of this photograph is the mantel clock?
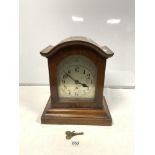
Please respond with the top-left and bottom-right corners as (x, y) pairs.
(40, 36), (114, 125)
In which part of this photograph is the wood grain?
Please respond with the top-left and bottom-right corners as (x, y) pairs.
(41, 96), (112, 126)
(40, 37), (113, 126)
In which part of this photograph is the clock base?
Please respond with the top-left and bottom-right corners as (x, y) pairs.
(41, 96), (112, 126)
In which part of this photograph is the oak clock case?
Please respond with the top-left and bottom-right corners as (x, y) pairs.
(40, 37), (114, 126)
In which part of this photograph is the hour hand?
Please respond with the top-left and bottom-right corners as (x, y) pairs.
(75, 80), (88, 87)
(81, 83), (88, 87)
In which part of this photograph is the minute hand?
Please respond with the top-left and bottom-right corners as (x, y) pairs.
(64, 72), (88, 87)
(64, 71), (77, 82)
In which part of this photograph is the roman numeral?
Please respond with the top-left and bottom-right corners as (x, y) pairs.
(62, 80), (65, 83)
(75, 92), (78, 96)
(75, 67), (79, 72)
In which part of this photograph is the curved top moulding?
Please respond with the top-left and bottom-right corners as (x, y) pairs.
(40, 36), (114, 59)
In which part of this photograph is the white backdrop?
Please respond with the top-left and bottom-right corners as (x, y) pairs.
(19, 0), (135, 87)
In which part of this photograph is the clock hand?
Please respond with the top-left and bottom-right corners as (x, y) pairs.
(63, 71), (76, 82)
(63, 71), (89, 87)
(77, 82), (88, 87)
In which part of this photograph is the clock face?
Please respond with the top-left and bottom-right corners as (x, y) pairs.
(57, 55), (96, 100)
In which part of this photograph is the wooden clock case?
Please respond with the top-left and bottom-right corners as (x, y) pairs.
(40, 37), (114, 126)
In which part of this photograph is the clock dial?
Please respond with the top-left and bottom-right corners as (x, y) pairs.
(57, 55), (96, 99)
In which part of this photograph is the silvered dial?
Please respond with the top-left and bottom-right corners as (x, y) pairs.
(57, 55), (96, 99)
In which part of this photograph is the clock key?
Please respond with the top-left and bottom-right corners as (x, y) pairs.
(65, 131), (84, 140)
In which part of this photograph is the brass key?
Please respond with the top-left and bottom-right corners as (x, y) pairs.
(65, 131), (84, 140)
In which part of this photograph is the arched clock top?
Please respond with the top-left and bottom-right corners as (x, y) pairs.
(40, 36), (114, 59)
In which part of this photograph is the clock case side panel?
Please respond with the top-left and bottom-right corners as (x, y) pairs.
(47, 46), (106, 108)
